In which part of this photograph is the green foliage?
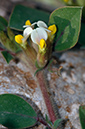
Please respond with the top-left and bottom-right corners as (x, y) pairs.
(79, 105), (85, 129)
(0, 31), (21, 53)
(7, 27), (22, 53)
(52, 119), (63, 129)
(49, 6), (82, 51)
(0, 27), (21, 64)
(45, 114), (53, 126)
(0, 16), (8, 31)
(1, 51), (14, 64)
(45, 115), (63, 129)
(0, 94), (37, 129)
(0, 17), (21, 64)
(9, 4), (50, 31)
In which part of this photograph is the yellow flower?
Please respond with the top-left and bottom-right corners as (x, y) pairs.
(64, 0), (69, 3)
(40, 39), (46, 49)
(22, 20), (57, 50)
(48, 24), (57, 35)
(25, 20), (31, 26)
(15, 35), (24, 44)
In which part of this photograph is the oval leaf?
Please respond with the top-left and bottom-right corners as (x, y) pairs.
(9, 4), (50, 31)
(0, 94), (37, 129)
(79, 105), (85, 129)
(49, 6), (82, 51)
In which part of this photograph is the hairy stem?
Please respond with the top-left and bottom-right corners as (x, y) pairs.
(36, 71), (56, 123)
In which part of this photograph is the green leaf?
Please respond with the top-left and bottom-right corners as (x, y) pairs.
(1, 51), (14, 64)
(79, 105), (85, 129)
(53, 119), (63, 129)
(78, 22), (85, 46)
(9, 4), (50, 31)
(49, 6), (82, 51)
(0, 16), (8, 31)
(0, 94), (37, 129)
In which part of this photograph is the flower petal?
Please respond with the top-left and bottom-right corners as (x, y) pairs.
(23, 27), (33, 37)
(23, 25), (30, 28)
(40, 39), (46, 49)
(37, 21), (48, 28)
(15, 35), (24, 44)
(48, 24), (57, 35)
(23, 22), (37, 28)
(31, 22), (37, 26)
(31, 28), (48, 44)
(25, 20), (31, 25)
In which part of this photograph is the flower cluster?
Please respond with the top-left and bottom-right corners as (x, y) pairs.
(15, 20), (57, 67)
(15, 20), (57, 51)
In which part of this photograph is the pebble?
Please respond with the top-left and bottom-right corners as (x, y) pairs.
(67, 88), (75, 95)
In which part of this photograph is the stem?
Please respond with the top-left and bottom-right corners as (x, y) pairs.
(36, 71), (56, 123)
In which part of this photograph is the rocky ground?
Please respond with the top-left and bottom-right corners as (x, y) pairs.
(0, 0), (85, 129)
